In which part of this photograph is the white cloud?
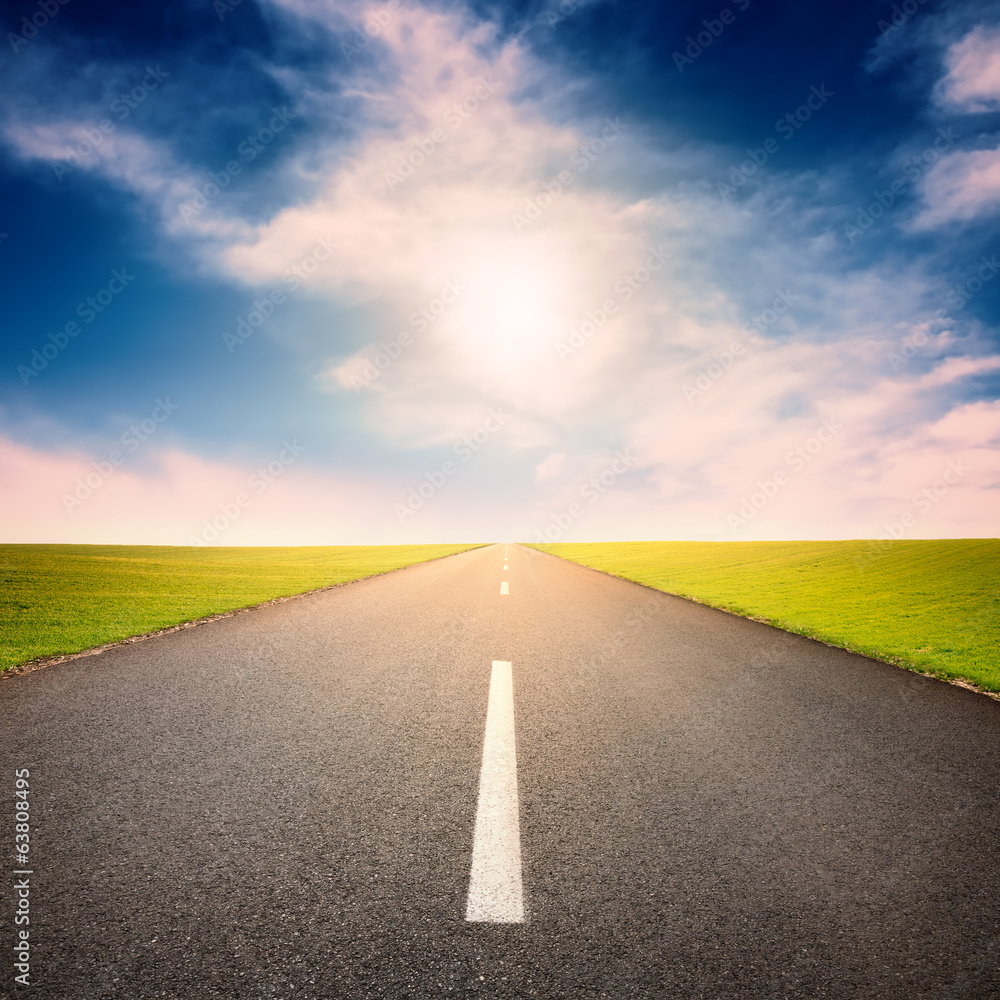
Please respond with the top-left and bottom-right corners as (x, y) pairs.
(2, 0), (998, 541)
(937, 24), (1000, 112)
(914, 142), (1000, 228)
(2, 118), (253, 246)
(912, 24), (1000, 228)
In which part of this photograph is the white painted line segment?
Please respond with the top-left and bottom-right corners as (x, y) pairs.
(500, 581), (509, 595)
(503, 564), (508, 570)
(466, 661), (524, 923)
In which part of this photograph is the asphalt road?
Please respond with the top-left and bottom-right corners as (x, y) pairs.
(2, 543), (999, 999)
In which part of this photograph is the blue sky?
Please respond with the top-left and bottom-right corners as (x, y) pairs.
(1, 0), (998, 543)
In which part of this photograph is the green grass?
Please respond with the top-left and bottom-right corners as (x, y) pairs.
(529, 540), (1000, 694)
(0, 544), (481, 672)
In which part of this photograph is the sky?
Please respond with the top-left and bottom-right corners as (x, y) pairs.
(0, 0), (998, 545)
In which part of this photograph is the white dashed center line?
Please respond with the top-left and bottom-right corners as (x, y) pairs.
(500, 581), (509, 595)
(466, 660), (524, 923)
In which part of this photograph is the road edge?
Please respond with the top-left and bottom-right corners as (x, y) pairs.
(524, 543), (1000, 704)
(0, 545), (486, 682)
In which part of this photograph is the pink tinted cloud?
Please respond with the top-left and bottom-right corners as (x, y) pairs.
(915, 26), (1000, 228)
(916, 146), (1000, 227)
(0, 436), (411, 545)
(938, 25), (1000, 112)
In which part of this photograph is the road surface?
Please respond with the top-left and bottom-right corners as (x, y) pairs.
(2, 543), (999, 998)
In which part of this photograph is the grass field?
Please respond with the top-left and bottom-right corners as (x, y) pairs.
(529, 540), (1000, 694)
(0, 544), (480, 673)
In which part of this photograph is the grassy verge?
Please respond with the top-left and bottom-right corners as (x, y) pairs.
(0, 544), (481, 673)
(528, 540), (1000, 694)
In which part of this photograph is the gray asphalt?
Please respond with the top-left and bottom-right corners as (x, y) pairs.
(2, 543), (999, 999)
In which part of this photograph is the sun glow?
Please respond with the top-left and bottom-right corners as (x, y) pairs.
(450, 254), (568, 372)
